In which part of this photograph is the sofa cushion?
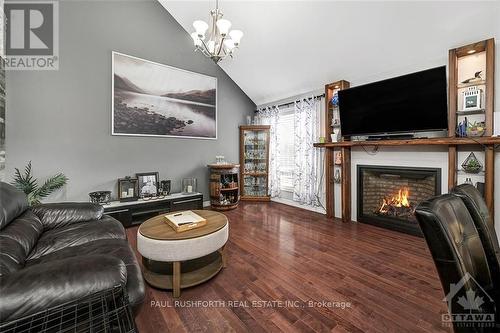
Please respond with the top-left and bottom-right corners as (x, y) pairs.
(1, 255), (127, 323)
(27, 216), (126, 261)
(0, 182), (29, 230)
(32, 202), (104, 230)
(0, 211), (43, 277)
(27, 239), (145, 309)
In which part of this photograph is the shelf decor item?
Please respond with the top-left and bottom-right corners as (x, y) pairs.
(182, 178), (197, 194)
(136, 172), (159, 198)
(462, 86), (482, 111)
(461, 152), (483, 174)
(239, 125), (270, 201)
(89, 191), (111, 204)
(335, 152), (342, 165)
(160, 180), (171, 196)
(466, 121), (486, 137)
(118, 177), (139, 202)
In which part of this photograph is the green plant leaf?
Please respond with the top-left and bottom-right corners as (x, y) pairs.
(33, 173), (68, 200)
(11, 162), (68, 206)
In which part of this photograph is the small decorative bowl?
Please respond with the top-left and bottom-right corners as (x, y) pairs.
(466, 127), (485, 137)
(89, 191), (111, 204)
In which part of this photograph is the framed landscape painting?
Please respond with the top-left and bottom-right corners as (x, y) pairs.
(112, 52), (217, 139)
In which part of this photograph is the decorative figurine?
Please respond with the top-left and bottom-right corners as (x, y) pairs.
(461, 71), (483, 84)
(335, 152), (342, 165)
(334, 169), (341, 184)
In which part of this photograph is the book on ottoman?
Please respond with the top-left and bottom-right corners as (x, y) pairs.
(164, 210), (207, 232)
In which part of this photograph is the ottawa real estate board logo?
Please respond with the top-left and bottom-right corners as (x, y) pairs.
(442, 272), (495, 329)
(2, 0), (59, 70)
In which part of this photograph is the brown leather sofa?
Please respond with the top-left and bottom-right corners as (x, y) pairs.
(0, 182), (145, 325)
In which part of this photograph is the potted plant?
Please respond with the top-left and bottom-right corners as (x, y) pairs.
(12, 161), (68, 205)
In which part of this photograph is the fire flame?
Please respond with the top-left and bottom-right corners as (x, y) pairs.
(378, 187), (411, 213)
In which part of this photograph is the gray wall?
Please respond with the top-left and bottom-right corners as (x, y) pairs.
(5, 0), (255, 201)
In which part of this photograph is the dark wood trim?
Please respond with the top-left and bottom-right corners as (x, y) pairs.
(485, 148), (495, 221)
(314, 136), (500, 148)
(325, 149), (335, 218)
(341, 147), (351, 222)
(448, 146), (457, 190)
(324, 80), (350, 219)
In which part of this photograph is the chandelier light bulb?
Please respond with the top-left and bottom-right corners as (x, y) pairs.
(207, 40), (216, 53)
(216, 19), (232, 36)
(229, 30), (243, 45)
(224, 39), (235, 51)
(193, 20), (208, 36)
(191, 32), (202, 47)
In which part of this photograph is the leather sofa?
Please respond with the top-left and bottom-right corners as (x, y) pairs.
(415, 193), (498, 333)
(0, 182), (145, 325)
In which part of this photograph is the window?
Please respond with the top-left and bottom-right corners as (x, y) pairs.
(277, 109), (294, 192)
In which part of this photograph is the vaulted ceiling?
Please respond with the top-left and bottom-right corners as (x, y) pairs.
(160, 1), (499, 106)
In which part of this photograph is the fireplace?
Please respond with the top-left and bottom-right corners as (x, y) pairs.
(357, 165), (441, 236)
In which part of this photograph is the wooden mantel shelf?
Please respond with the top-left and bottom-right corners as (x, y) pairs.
(314, 136), (500, 148)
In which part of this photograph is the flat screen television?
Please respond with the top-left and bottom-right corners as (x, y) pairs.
(338, 66), (448, 137)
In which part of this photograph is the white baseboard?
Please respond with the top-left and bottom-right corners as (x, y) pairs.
(271, 197), (326, 214)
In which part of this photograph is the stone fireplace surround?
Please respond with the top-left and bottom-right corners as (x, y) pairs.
(357, 165), (441, 236)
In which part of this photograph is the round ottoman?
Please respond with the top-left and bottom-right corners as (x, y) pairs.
(137, 210), (228, 297)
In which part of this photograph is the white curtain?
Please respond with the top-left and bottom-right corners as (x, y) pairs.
(293, 97), (323, 207)
(256, 106), (281, 198)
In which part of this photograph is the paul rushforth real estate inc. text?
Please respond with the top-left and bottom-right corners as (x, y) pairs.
(151, 300), (352, 309)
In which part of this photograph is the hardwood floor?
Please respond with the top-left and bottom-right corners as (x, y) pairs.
(127, 202), (451, 333)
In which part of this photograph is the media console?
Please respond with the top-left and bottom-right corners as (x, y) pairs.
(101, 192), (203, 228)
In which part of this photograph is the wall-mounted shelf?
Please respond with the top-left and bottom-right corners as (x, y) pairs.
(457, 80), (486, 89)
(456, 109), (485, 115)
(314, 136), (500, 148)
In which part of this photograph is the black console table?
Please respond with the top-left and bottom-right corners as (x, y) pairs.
(102, 193), (203, 228)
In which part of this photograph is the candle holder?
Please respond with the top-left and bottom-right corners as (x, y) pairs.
(182, 178), (197, 194)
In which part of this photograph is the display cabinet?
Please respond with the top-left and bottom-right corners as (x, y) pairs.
(239, 125), (270, 201)
(207, 164), (240, 210)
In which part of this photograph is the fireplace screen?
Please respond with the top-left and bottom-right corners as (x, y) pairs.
(357, 166), (441, 235)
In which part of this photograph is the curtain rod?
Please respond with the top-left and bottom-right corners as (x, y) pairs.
(256, 93), (326, 111)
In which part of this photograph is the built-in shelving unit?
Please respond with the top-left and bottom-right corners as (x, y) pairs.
(448, 38), (496, 223)
(315, 38), (497, 227)
(324, 80), (350, 220)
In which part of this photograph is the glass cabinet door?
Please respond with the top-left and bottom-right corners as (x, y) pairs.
(242, 129), (269, 197)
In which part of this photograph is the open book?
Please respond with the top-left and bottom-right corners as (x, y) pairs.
(164, 211), (207, 233)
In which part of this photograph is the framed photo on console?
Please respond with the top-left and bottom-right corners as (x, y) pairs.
(136, 172), (159, 198)
(112, 52), (217, 139)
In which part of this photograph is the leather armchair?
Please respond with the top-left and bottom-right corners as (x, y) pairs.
(0, 182), (145, 325)
(415, 194), (498, 333)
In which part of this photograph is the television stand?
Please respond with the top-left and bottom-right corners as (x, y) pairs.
(366, 134), (415, 141)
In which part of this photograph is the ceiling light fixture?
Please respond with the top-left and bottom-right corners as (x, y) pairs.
(191, 0), (243, 63)
(467, 49), (476, 54)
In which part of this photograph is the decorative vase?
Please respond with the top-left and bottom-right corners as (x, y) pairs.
(182, 178), (197, 194)
(331, 131), (338, 143)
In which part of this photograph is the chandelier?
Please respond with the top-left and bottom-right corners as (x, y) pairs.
(190, 0), (243, 63)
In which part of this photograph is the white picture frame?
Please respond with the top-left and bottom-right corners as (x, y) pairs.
(111, 51), (217, 139)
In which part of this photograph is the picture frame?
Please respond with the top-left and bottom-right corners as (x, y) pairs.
(462, 86), (482, 111)
(118, 177), (139, 202)
(136, 172), (160, 198)
(112, 52), (217, 139)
